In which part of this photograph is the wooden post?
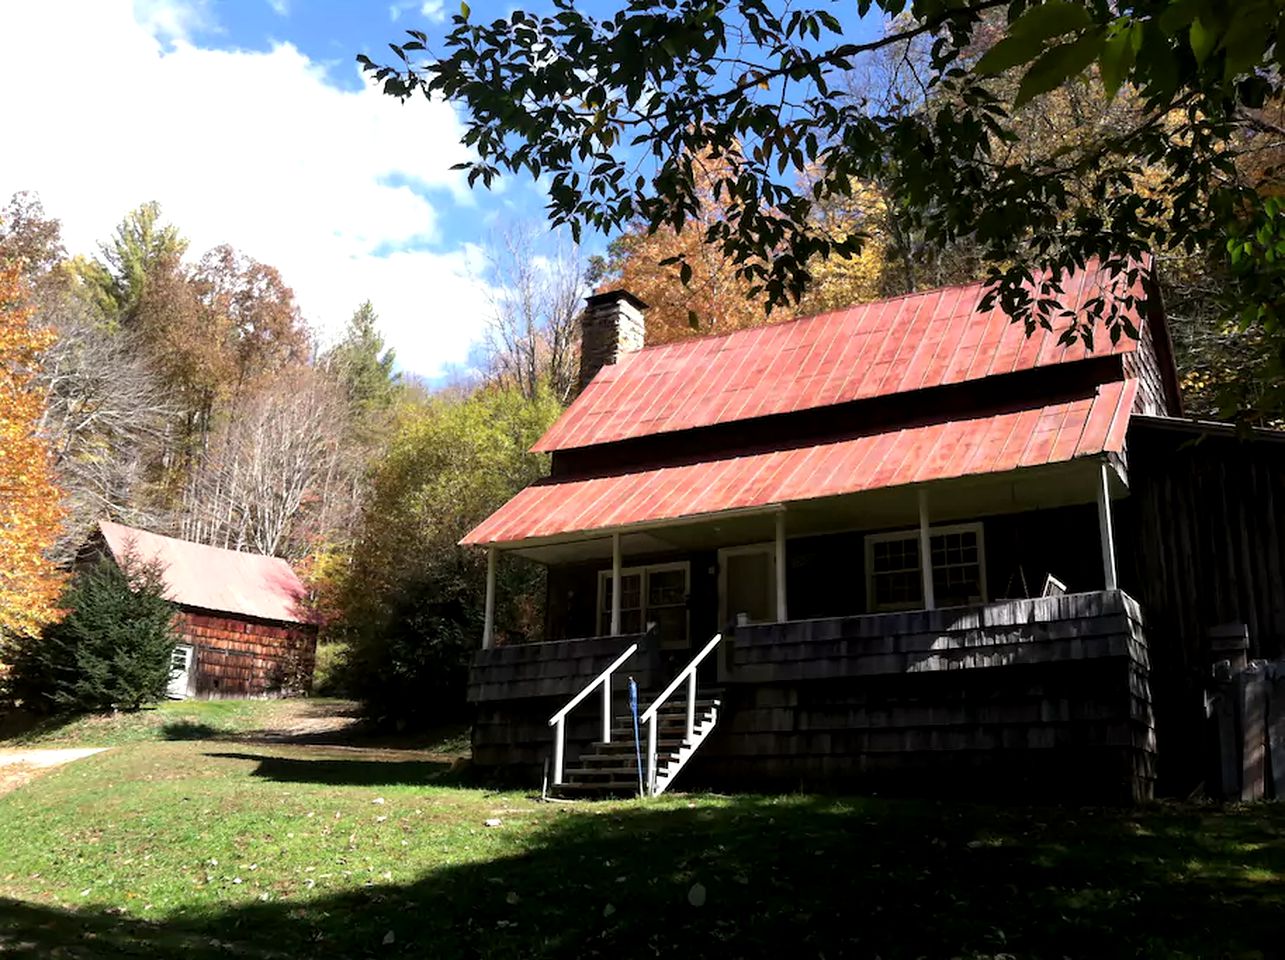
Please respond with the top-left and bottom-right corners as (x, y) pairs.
(611, 532), (622, 636)
(601, 678), (612, 744)
(918, 488), (935, 610)
(553, 716), (565, 785)
(774, 510), (788, 622)
(1097, 460), (1118, 591)
(482, 545), (497, 650)
(646, 717), (658, 796)
(1243, 668), (1267, 802)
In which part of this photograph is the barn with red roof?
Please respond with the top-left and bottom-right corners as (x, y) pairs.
(461, 261), (1285, 802)
(94, 521), (317, 699)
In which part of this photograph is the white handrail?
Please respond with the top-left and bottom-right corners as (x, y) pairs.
(546, 642), (638, 786)
(641, 632), (721, 795)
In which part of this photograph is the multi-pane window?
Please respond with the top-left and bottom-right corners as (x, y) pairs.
(598, 563), (690, 647)
(866, 524), (985, 611)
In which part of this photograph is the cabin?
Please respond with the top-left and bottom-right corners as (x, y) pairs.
(94, 521), (317, 699)
(461, 262), (1285, 802)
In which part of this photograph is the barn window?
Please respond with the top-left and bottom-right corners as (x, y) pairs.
(865, 523), (986, 612)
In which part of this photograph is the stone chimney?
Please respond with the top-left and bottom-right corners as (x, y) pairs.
(579, 289), (647, 392)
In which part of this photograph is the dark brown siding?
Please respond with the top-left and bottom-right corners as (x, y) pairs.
(1119, 418), (1285, 793)
(179, 609), (317, 698)
(544, 504), (1106, 640)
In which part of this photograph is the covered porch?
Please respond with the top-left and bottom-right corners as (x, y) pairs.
(477, 455), (1128, 659)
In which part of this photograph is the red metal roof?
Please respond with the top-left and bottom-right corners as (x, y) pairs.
(463, 379), (1136, 546)
(98, 521), (310, 624)
(535, 263), (1145, 452)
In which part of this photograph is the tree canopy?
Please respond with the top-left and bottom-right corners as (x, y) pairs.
(365, 0), (1285, 360)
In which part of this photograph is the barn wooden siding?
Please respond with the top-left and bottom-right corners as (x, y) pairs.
(693, 591), (1154, 802)
(469, 633), (654, 776)
(179, 609), (317, 698)
(1121, 418), (1285, 794)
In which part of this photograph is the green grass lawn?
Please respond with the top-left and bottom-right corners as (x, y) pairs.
(0, 698), (326, 747)
(0, 698), (470, 754)
(0, 732), (1283, 960)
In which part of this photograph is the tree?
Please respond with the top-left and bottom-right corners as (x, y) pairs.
(480, 224), (585, 398)
(178, 368), (348, 558)
(132, 242), (311, 463)
(77, 202), (188, 327)
(589, 152), (775, 344)
(0, 197), (177, 558)
(3, 555), (178, 713)
(191, 244), (311, 391)
(366, 1), (1285, 376)
(0, 261), (65, 640)
(324, 301), (399, 418)
(333, 385), (561, 726)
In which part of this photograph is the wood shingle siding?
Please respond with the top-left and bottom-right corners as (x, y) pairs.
(178, 609), (316, 698)
(469, 633), (655, 779)
(699, 592), (1154, 802)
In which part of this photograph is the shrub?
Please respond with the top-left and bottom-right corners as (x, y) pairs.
(3, 554), (179, 713)
(310, 639), (349, 697)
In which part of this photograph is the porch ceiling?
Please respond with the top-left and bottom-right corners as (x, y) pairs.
(503, 457), (1122, 564)
(466, 379), (1137, 564)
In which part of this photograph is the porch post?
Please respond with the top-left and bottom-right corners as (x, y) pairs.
(482, 545), (497, 650)
(774, 509), (788, 621)
(1097, 460), (1119, 591)
(610, 531), (622, 636)
(918, 487), (936, 610)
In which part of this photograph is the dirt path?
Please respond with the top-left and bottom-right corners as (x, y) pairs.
(0, 747), (107, 797)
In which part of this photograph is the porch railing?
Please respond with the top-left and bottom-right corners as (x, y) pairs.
(640, 632), (722, 795)
(547, 642), (639, 786)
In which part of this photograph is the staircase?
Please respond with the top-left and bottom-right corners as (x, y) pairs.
(551, 694), (720, 798)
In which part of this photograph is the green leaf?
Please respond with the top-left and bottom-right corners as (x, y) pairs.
(1099, 24), (1137, 97)
(1222, 14), (1269, 79)
(460, 0), (470, 17)
(1015, 30), (1105, 107)
(1189, 17), (1216, 65)
(1007, 1), (1094, 43)
(976, 35), (1045, 76)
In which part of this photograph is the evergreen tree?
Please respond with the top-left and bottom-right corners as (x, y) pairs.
(325, 301), (398, 418)
(5, 555), (179, 713)
(84, 202), (188, 326)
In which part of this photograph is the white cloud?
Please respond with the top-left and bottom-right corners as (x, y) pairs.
(0, 1), (495, 379)
(267, 0), (289, 16)
(420, 0), (447, 23)
(132, 0), (218, 43)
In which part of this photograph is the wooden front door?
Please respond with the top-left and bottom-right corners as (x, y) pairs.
(718, 543), (777, 629)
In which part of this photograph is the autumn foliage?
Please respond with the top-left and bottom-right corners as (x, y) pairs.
(0, 261), (65, 638)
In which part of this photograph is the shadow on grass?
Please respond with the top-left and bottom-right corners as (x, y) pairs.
(0, 710), (69, 744)
(202, 750), (458, 788)
(1, 797), (1283, 959)
(162, 721), (220, 741)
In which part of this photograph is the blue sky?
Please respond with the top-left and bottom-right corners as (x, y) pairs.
(0, 0), (564, 380)
(0, 0), (879, 380)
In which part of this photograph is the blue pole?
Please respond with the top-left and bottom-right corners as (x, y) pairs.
(628, 676), (643, 797)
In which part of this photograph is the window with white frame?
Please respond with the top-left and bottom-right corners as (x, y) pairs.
(865, 523), (986, 612)
(598, 562), (690, 648)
